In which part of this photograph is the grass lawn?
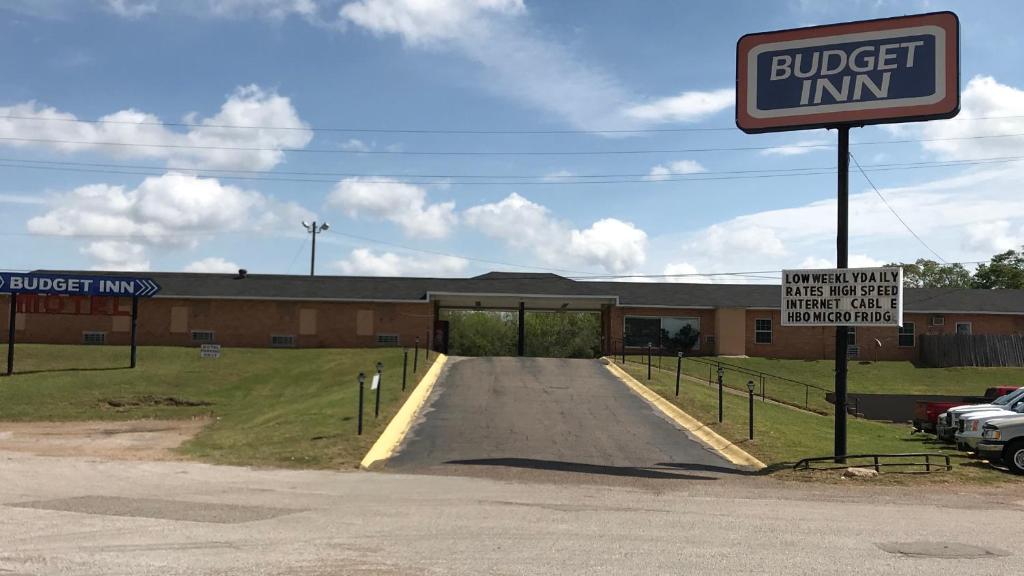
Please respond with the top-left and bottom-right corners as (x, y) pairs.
(617, 359), (1019, 484)
(0, 344), (436, 469)
(627, 354), (1024, 414)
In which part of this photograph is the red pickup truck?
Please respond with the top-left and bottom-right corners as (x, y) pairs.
(912, 387), (1020, 434)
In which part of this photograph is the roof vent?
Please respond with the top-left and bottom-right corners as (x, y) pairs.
(236, 269), (248, 279)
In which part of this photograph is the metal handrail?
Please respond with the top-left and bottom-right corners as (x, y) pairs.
(793, 452), (952, 473)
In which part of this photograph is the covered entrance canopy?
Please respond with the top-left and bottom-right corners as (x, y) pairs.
(427, 290), (617, 356)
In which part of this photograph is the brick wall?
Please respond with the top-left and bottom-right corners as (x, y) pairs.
(0, 295), (434, 349)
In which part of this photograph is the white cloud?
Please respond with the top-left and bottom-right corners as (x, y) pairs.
(199, 0), (320, 19)
(542, 169), (574, 182)
(0, 85), (312, 171)
(184, 257), (242, 273)
(339, 138), (371, 152)
(568, 218), (647, 273)
(340, 0), (525, 46)
(327, 178), (456, 238)
(463, 193), (647, 273)
(27, 172), (311, 268)
(760, 139), (832, 156)
(104, 0), (157, 18)
(335, 247), (468, 276)
(700, 223), (787, 260)
(624, 89), (733, 124)
(646, 159), (706, 181)
(0, 193), (46, 205)
(798, 254), (883, 269)
(903, 76), (1024, 161)
(80, 241), (150, 271)
(963, 220), (1022, 254)
(662, 262), (711, 284)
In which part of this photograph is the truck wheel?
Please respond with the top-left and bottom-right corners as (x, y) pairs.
(1004, 440), (1024, 475)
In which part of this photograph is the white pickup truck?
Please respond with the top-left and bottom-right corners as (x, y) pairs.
(937, 387), (1024, 442)
(954, 399), (1024, 452)
(977, 415), (1024, 474)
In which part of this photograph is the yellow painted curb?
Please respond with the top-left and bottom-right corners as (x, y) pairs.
(604, 360), (766, 470)
(360, 354), (448, 470)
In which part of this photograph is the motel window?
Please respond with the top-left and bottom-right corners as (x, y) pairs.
(191, 330), (216, 343)
(956, 322), (972, 336)
(82, 331), (106, 345)
(898, 322), (915, 347)
(376, 334), (400, 347)
(754, 319), (772, 344)
(930, 314), (945, 326)
(271, 335), (296, 348)
(623, 316), (700, 351)
(847, 327), (857, 346)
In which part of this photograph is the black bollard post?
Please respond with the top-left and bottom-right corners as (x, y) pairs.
(675, 352), (682, 397)
(402, 348), (408, 391)
(747, 380), (755, 440)
(647, 343), (652, 380)
(374, 361), (383, 418)
(717, 365), (724, 423)
(413, 337), (419, 373)
(357, 372), (365, 435)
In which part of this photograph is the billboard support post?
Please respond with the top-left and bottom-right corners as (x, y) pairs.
(130, 296), (139, 369)
(835, 126), (850, 463)
(6, 294), (16, 376)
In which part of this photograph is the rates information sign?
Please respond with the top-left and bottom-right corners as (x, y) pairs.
(782, 267), (903, 327)
(736, 11), (959, 133)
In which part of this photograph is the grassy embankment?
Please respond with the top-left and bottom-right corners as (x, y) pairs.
(0, 344), (435, 469)
(617, 359), (1021, 483)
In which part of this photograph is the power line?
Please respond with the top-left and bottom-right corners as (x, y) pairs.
(849, 152), (947, 264)
(3, 112), (1024, 135)
(0, 130), (1023, 156)
(2, 154), (1024, 187)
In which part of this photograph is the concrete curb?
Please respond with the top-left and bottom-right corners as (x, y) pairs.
(360, 354), (448, 470)
(604, 360), (767, 470)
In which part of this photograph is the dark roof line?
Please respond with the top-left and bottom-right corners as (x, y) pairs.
(32, 269), (1024, 314)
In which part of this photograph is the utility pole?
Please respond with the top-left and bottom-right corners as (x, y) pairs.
(301, 221), (330, 276)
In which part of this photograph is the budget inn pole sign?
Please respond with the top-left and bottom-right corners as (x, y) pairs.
(736, 11), (959, 133)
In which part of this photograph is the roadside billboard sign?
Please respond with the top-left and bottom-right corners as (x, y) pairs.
(781, 267), (903, 327)
(736, 11), (959, 133)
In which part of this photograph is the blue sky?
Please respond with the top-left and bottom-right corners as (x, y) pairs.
(1, 0), (1023, 281)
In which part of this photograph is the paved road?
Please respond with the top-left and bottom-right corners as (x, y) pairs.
(385, 357), (737, 479)
(1, 451), (1021, 575)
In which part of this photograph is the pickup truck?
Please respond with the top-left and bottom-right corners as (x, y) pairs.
(935, 387), (1024, 442)
(913, 386), (1019, 433)
(954, 399), (1024, 452)
(977, 415), (1024, 474)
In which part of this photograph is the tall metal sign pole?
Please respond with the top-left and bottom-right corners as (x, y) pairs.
(737, 12), (959, 461)
(0, 272), (161, 375)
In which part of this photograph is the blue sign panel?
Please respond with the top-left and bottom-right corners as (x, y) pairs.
(0, 273), (161, 297)
(737, 12), (959, 133)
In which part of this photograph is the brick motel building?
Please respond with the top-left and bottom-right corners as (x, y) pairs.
(3, 270), (1024, 362)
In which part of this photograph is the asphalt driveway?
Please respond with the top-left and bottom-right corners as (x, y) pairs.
(385, 357), (738, 480)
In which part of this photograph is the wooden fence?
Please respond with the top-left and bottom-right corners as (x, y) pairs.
(919, 334), (1024, 367)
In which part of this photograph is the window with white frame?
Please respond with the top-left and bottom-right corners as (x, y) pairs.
(930, 314), (945, 326)
(754, 318), (772, 344)
(898, 322), (915, 347)
(847, 327), (857, 346)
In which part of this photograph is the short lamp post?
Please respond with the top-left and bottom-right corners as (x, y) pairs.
(747, 379), (756, 440)
(357, 372), (366, 435)
(374, 361), (383, 418)
(717, 366), (725, 423)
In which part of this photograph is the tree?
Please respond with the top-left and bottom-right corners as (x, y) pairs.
(660, 325), (700, 353)
(887, 258), (972, 288)
(972, 249), (1024, 289)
